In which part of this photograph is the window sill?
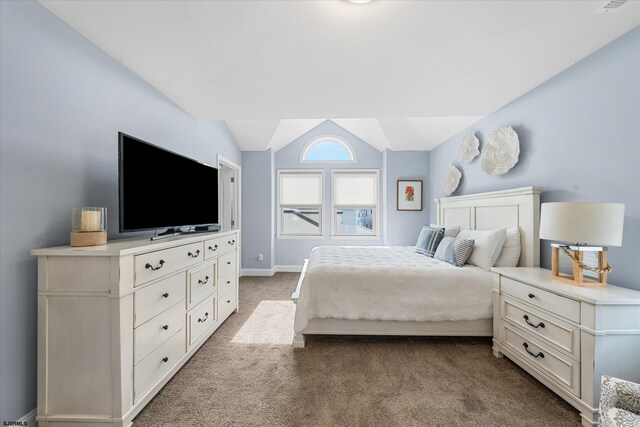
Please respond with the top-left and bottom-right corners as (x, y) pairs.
(276, 235), (328, 240)
(330, 235), (382, 240)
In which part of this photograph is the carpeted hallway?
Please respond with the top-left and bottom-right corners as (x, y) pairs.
(134, 273), (581, 426)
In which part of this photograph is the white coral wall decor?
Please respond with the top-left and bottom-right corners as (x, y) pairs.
(444, 165), (462, 196)
(481, 127), (520, 176)
(460, 133), (480, 164)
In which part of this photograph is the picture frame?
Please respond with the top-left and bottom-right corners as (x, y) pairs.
(397, 180), (423, 211)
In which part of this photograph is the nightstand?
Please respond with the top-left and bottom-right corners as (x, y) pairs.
(491, 267), (640, 426)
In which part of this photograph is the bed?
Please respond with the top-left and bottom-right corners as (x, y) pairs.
(291, 186), (541, 348)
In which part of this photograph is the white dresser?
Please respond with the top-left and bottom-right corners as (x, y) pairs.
(32, 229), (240, 426)
(492, 267), (640, 426)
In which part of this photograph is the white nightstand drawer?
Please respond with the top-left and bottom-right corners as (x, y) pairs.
(188, 262), (216, 306)
(135, 242), (204, 286)
(134, 301), (185, 365)
(501, 277), (580, 323)
(205, 235), (236, 259)
(188, 294), (216, 346)
(501, 295), (580, 361)
(502, 323), (580, 397)
(134, 272), (186, 327)
(134, 329), (186, 403)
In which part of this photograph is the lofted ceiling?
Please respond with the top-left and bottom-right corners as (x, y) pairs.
(39, 0), (640, 151)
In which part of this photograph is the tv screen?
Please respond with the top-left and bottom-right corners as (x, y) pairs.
(118, 132), (219, 233)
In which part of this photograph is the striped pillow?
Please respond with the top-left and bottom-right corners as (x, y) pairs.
(443, 237), (475, 267)
(415, 226), (445, 257)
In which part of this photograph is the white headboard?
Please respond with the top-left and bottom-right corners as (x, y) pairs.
(434, 186), (542, 267)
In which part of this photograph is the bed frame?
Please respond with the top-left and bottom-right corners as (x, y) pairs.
(291, 186), (542, 348)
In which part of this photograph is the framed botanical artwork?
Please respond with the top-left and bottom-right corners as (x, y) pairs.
(397, 180), (423, 211)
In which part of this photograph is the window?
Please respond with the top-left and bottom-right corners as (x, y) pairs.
(300, 135), (356, 163)
(278, 170), (323, 236)
(332, 170), (379, 236)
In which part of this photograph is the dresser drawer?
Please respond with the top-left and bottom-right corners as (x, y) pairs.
(134, 329), (186, 402)
(205, 235), (237, 259)
(188, 294), (216, 346)
(188, 262), (216, 307)
(134, 272), (186, 327)
(134, 301), (185, 365)
(218, 251), (236, 296)
(501, 295), (580, 361)
(502, 323), (580, 397)
(501, 277), (581, 323)
(219, 288), (238, 319)
(135, 242), (204, 286)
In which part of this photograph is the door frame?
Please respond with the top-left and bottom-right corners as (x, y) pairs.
(217, 154), (241, 230)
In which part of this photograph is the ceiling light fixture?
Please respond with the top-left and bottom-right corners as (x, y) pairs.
(346, 0), (373, 4)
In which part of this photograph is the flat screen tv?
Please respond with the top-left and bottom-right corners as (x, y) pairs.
(118, 132), (219, 234)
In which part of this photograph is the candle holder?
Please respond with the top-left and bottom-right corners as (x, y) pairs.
(70, 207), (107, 247)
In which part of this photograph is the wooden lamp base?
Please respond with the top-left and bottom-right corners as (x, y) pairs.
(551, 244), (607, 287)
(70, 231), (107, 247)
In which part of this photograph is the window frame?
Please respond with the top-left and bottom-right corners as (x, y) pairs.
(276, 169), (325, 238)
(331, 169), (380, 238)
(299, 135), (357, 163)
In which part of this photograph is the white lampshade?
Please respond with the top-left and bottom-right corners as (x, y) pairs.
(539, 202), (625, 246)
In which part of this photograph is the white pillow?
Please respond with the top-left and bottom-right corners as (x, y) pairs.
(495, 227), (521, 267)
(457, 228), (507, 270)
(430, 223), (461, 238)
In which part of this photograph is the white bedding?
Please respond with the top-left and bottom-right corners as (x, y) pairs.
(293, 246), (493, 334)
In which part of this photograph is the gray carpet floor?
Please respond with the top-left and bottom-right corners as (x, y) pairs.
(134, 273), (581, 426)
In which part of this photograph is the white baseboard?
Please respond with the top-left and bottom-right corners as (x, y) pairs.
(18, 409), (36, 427)
(240, 267), (276, 276)
(241, 265), (303, 277)
(275, 265), (303, 273)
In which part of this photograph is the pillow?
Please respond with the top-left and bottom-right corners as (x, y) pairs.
(495, 227), (521, 267)
(457, 228), (507, 270)
(434, 236), (455, 260)
(442, 238), (475, 267)
(415, 226), (445, 257)
(430, 223), (461, 238)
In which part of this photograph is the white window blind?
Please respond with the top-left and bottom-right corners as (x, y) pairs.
(333, 172), (378, 206)
(279, 173), (323, 206)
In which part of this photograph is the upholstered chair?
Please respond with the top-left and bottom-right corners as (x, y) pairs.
(599, 376), (640, 426)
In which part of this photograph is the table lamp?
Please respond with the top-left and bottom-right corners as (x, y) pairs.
(539, 202), (624, 287)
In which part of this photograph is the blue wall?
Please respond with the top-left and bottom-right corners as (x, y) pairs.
(0, 1), (240, 420)
(384, 150), (431, 245)
(240, 120), (432, 269)
(241, 150), (275, 270)
(274, 121), (385, 266)
(429, 27), (640, 290)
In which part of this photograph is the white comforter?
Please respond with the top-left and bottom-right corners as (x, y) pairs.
(293, 246), (493, 334)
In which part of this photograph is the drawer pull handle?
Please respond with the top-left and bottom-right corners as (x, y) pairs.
(162, 357), (169, 363)
(162, 293), (169, 298)
(528, 293), (535, 299)
(198, 276), (210, 285)
(227, 261), (231, 265)
(227, 300), (231, 303)
(145, 260), (165, 271)
(522, 343), (544, 358)
(228, 240), (235, 245)
(198, 312), (209, 323)
(523, 315), (545, 329)
(188, 250), (201, 258)
(208, 244), (218, 251)
(226, 281), (231, 284)
(162, 325), (169, 330)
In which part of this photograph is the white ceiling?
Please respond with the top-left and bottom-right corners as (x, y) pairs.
(40, 0), (640, 151)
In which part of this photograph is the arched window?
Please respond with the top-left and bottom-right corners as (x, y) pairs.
(300, 135), (356, 163)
